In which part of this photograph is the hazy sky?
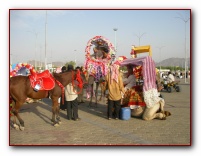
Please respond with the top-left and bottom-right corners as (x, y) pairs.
(10, 9), (190, 65)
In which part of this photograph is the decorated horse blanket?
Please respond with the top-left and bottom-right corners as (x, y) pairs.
(29, 70), (55, 91)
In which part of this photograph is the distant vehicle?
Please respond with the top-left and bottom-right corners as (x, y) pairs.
(161, 79), (180, 93)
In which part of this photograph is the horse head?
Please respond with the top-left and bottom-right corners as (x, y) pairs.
(53, 72), (70, 87)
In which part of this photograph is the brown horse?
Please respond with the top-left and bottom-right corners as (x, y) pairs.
(10, 70), (85, 130)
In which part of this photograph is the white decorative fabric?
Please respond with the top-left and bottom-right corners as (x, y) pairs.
(143, 88), (162, 108)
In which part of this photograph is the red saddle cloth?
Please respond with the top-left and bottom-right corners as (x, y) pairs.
(29, 70), (55, 91)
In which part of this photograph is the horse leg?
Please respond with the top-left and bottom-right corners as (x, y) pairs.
(12, 101), (25, 131)
(51, 98), (60, 126)
(56, 103), (61, 124)
(10, 100), (18, 130)
(10, 106), (19, 130)
(10, 115), (19, 130)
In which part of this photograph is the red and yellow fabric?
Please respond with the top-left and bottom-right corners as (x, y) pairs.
(122, 85), (146, 107)
(133, 66), (142, 79)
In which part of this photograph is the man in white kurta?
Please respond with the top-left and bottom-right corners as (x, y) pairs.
(65, 64), (80, 121)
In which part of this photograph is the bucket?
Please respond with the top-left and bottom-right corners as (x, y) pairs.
(120, 107), (131, 120)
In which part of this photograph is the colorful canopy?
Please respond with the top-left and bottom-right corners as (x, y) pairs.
(120, 56), (160, 108)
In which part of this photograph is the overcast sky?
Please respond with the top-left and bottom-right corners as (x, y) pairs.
(10, 9), (190, 65)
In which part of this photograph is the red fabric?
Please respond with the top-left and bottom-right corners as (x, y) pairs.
(72, 70), (84, 95)
(75, 70), (83, 89)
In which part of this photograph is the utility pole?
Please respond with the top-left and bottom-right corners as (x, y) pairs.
(134, 32), (146, 46)
(45, 10), (48, 70)
(113, 28), (118, 52)
(175, 13), (190, 83)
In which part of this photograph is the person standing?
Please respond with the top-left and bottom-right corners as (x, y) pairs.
(65, 65), (80, 121)
(105, 64), (125, 120)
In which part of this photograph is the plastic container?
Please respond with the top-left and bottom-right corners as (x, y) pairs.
(120, 107), (131, 120)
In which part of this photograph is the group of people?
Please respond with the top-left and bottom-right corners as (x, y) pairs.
(59, 62), (137, 121)
(59, 62), (176, 121)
